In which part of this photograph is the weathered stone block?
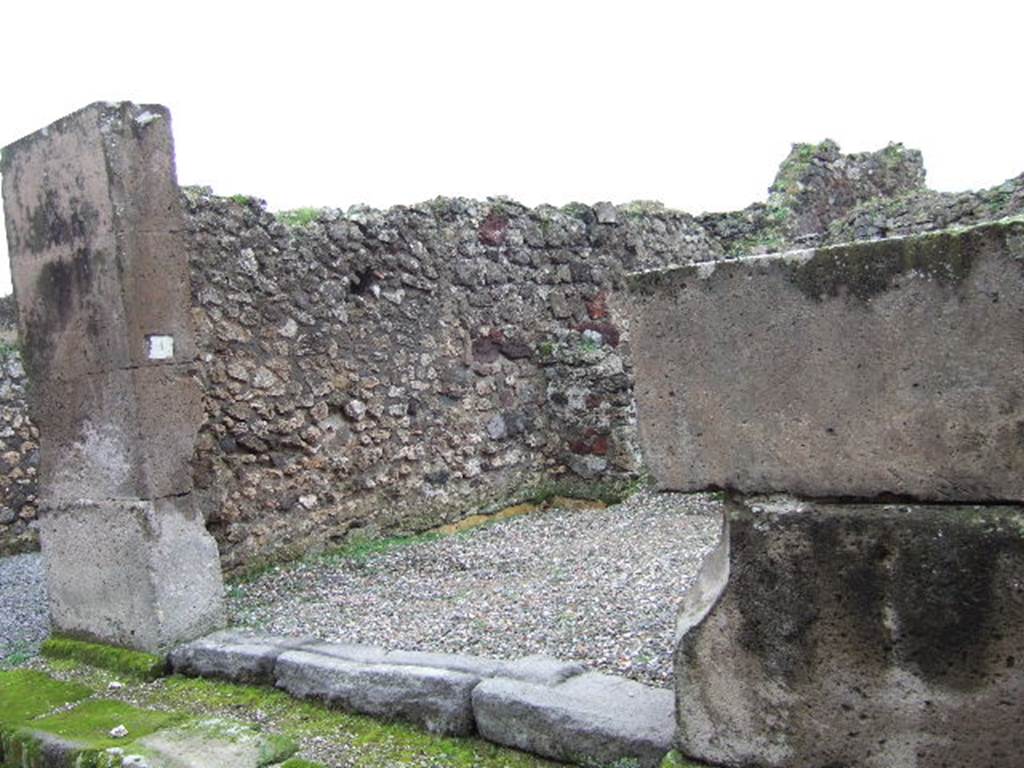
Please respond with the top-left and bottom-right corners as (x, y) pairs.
(472, 672), (675, 768)
(383, 648), (504, 678)
(34, 364), (201, 502)
(275, 649), (479, 735)
(169, 630), (312, 684)
(673, 497), (1024, 768)
(627, 218), (1024, 501)
(494, 654), (585, 686)
(133, 718), (297, 768)
(1, 101), (196, 383)
(39, 496), (225, 653)
(3, 102), (224, 652)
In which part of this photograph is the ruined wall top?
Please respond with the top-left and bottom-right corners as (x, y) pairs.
(2, 100), (1023, 567)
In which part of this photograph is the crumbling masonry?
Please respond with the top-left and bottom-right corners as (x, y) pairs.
(1, 102), (1022, 768)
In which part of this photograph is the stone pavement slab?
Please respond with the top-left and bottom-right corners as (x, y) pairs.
(275, 649), (480, 736)
(472, 671), (674, 767)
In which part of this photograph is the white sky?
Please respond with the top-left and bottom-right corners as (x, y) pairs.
(2, 0), (1023, 295)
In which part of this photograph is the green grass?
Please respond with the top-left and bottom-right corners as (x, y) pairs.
(523, 474), (650, 508)
(0, 640), (35, 670)
(280, 759), (328, 768)
(41, 636), (167, 681)
(0, 669), (93, 726)
(229, 530), (444, 586)
(320, 531), (443, 565)
(276, 208), (323, 228)
(660, 751), (708, 768)
(620, 200), (667, 217)
(258, 732), (301, 766)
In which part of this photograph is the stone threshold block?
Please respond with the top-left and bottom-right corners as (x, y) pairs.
(169, 631), (670, 763)
(674, 496), (1024, 768)
(169, 630), (316, 685)
(40, 496), (225, 653)
(473, 672), (675, 768)
(170, 632), (585, 690)
(626, 217), (1024, 502)
(275, 649), (481, 736)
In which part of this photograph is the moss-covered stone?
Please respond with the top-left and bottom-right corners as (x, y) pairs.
(128, 717), (297, 768)
(789, 215), (1024, 302)
(4, 699), (183, 768)
(25, 699), (182, 749)
(280, 759), (328, 768)
(41, 636), (167, 681)
(0, 669), (93, 727)
(768, 140), (828, 200)
(134, 676), (560, 767)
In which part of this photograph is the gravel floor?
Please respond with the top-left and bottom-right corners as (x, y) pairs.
(230, 490), (723, 687)
(0, 491), (723, 687)
(0, 552), (49, 663)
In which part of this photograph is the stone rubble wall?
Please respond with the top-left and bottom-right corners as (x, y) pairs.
(824, 170), (1024, 244)
(2, 139), (1021, 569)
(184, 194), (719, 571)
(0, 348), (38, 555)
(0, 294), (37, 555)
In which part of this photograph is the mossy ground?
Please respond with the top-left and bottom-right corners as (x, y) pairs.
(134, 675), (559, 768)
(41, 636), (166, 681)
(659, 750), (709, 768)
(0, 669), (179, 768)
(0, 669), (91, 725)
(280, 759), (327, 768)
(23, 698), (181, 750)
(3, 658), (562, 768)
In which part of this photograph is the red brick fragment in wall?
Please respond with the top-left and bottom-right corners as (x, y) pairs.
(479, 212), (508, 246)
(570, 430), (610, 456)
(586, 291), (609, 320)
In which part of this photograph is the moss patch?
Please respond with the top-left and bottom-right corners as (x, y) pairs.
(660, 750), (709, 767)
(25, 699), (182, 751)
(259, 732), (300, 765)
(137, 676), (559, 768)
(0, 669), (93, 726)
(41, 636), (167, 681)
(280, 759), (328, 768)
(523, 474), (650, 507)
(276, 208), (323, 228)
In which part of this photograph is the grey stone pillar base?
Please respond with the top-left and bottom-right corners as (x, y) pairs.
(39, 496), (225, 653)
(674, 496), (1024, 768)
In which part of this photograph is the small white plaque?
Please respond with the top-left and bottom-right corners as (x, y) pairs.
(147, 334), (175, 360)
